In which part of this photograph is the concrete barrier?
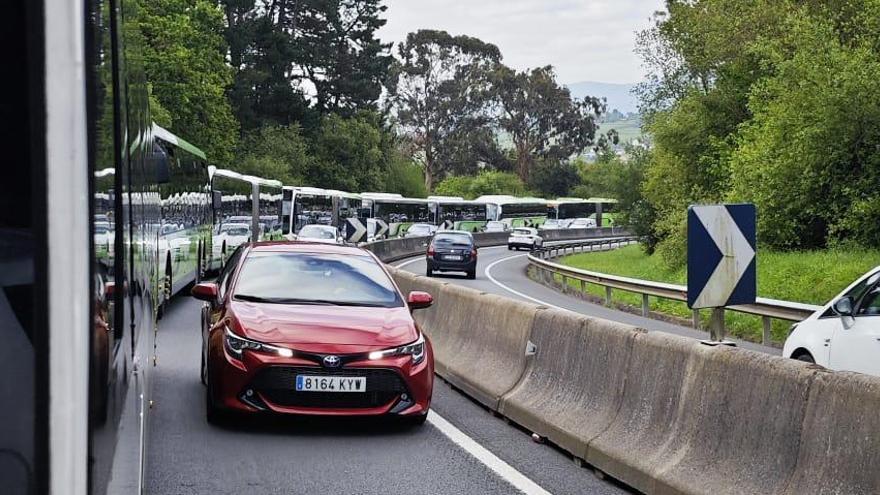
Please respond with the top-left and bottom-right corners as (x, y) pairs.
(380, 233), (880, 495)
(585, 332), (698, 493)
(649, 345), (818, 495)
(499, 308), (644, 457)
(784, 371), (880, 495)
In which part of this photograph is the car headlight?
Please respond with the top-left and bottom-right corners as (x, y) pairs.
(224, 325), (293, 358)
(368, 333), (426, 365)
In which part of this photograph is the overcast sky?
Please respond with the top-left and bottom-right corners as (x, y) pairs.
(378, 0), (665, 85)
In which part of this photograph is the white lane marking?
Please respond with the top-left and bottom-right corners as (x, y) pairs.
(427, 411), (553, 495)
(484, 255), (568, 311)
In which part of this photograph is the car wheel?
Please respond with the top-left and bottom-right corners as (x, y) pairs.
(466, 269), (476, 280)
(426, 267), (433, 277)
(794, 352), (815, 364)
(205, 365), (225, 425)
(507, 245), (512, 250)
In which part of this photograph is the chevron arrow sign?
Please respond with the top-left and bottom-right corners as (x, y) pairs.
(687, 204), (756, 309)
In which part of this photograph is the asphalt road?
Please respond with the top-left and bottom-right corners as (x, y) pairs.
(147, 293), (632, 495)
(395, 243), (778, 355)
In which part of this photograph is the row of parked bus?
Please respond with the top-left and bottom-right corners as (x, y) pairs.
(3, 1), (619, 490)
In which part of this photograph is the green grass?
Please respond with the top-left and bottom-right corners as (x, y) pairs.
(553, 245), (880, 344)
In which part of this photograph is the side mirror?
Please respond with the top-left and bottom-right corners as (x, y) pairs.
(832, 296), (854, 317)
(191, 282), (219, 302)
(407, 291), (433, 310)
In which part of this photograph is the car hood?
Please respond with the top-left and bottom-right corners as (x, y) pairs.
(230, 301), (417, 350)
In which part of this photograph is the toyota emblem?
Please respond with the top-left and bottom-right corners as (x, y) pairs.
(322, 355), (341, 368)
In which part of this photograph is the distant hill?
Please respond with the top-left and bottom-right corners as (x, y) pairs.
(565, 81), (639, 114)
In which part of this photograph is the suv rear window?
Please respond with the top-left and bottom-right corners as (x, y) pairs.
(513, 229), (531, 235)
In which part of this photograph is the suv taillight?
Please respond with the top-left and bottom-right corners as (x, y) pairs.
(471, 248), (478, 257)
(427, 245), (435, 257)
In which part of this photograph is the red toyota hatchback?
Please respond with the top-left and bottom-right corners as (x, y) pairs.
(191, 242), (434, 425)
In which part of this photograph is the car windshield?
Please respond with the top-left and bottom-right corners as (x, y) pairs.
(486, 222), (504, 229)
(433, 233), (472, 247)
(223, 227), (249, 236)
(513, 229), (531, 236)
(299, 225), (336, 239)
(234, 252), (402, 307)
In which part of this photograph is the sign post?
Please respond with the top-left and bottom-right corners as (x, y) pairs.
(687, 204), (756, 345)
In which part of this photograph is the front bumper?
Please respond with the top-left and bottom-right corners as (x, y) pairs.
(207, 334), (434, 417)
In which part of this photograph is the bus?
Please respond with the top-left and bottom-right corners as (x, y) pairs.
(587, 197), (618, 227)
(280, 187), (367, 237)
(152, 124), (213, 306)
(546, 198), (597, 226)
(476, 195), (548, 228)
(210, 168), (283, 266)
(430, 196), (490, 232)
(1, 1), (221, 492)
(362, 193), (437, 238)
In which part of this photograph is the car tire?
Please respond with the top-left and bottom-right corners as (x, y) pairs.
(426, 267), (433, 277)
(466, 269), (476, 280)
(205, 366), (225, 425)
(507, 245), (512, 250)
(794, 352), (815, 364)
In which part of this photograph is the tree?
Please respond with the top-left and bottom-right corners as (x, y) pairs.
(296, 0), (392, 114)
(387, 29), (502, 191)
(309, 111), (387, 191)
(434, 171), (530, 199)
(491, 65), (604, 182)
(137, 0), (239, 163)
(221, 0), (390, 133)
(527, 160), (580, 197)
(235, 125), (311, 186)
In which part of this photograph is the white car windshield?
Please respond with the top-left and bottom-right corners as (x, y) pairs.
(223, 227), (250, 236)
(298, 225), (337, 239)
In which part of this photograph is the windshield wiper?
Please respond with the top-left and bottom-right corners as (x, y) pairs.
(233, 294), (298, 304)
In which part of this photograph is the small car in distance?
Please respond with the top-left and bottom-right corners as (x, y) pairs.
(567, 217), (597, 229)
(294, 224), (343, 244)
(425, 231), (477, 279)
(508, 227), (543, 251)
(404, 223), (437, 238)
(483, 221), (509, 233)
(213, 223), (252, 258)
(192, 242), (435, 424)
(783, 266), (880, 377)
(538, 219), (563, 231)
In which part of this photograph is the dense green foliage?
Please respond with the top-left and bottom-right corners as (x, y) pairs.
(137, 0), (239, 163)
(560, 244), (880, 342)
(434, 172), (531, 199)
(637, 0), (880, 265)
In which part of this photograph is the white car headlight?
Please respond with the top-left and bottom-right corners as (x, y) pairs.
(224, 325), (293, 358)
(368, 333), (426, 364)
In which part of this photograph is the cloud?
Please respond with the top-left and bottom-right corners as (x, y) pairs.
(378, 0), (664, 84)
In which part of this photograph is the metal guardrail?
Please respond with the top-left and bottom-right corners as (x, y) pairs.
(528, 239), (822, 346)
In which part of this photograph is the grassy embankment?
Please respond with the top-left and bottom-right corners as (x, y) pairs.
(555, 245), (880, 344)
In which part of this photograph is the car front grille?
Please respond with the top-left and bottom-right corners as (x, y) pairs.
(250, 366), (408, 409)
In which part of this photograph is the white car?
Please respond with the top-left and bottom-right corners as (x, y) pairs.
(539, 219), (563, 231)
(295, 224), (343, 244)
(483, 221), (509, 233)
(404, 223), (437, 238)
(567, 217), (597, 229)
(507, 227), (543, 251)
(783, 267), (880, 376)
(212, 223), (252, 258)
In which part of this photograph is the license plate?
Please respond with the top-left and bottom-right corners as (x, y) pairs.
(295, 375), (366, 393)
(444, 255), (462, 261)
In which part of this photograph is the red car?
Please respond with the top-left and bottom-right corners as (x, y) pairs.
(191, 242), (434, 425)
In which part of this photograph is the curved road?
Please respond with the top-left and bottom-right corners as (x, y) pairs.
(147, 292), (631, 494)
(395, 243), (777, 355)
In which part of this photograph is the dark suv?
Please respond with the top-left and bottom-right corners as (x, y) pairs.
(426, 231), (477, 279)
